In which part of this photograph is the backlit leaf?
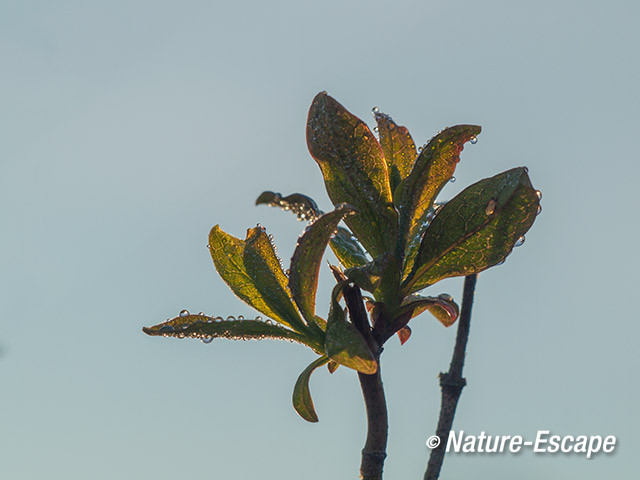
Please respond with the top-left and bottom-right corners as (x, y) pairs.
(374, 110), (417, 194)
(395, 125), (481, 256)
(329, 227), (369, 269)
(289, 204), (356, 324)
(209, 225), (307, 332)
(292, 356), (330, 422)
(307, 92), (397, 257)
(142, 314), (321, 352)
(403, 167), (540, 294)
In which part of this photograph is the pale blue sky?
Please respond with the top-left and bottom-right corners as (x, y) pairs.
(1, 1), (638, 478)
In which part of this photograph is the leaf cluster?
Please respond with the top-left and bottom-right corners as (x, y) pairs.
(144, 92), (540, 422)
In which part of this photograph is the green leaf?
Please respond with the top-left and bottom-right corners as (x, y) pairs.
(344, 253), (400, 305)
(306, 92), (398, 257)
(395, 125), (481, 256)
(374, 110), (417, 194)
(255, 191), (322, 222)
(209, 225), (307, 332)
(403, 167), (540, 294)
(329, 227), (369, 269)
(289, 204), (357, 324)
(324, 284), (377, 374)
(142, 313), (322, 351)
(292, 356), (330, 422)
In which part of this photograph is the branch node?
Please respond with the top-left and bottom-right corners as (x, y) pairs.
(439, 372), (467, 390)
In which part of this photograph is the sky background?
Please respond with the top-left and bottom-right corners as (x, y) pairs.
(1, 1), (638, 478)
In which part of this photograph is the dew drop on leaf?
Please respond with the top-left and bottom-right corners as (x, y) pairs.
(159, 325), (175, 333)
(179, 309), (190, 317)
(226, 315), (236, 321)
(201, 337), (213, 344)
(536, 205), (542, 215)
(238, 315), (244, 320)
(449, 176), (456, 183)
(438, 294), (453, 302)
(470, 136), (478, 145)
(535, 190), (542, 200)
(485, 198), (497, 215)
(372, 106), (379, 114)
(514, 236), (525, 247)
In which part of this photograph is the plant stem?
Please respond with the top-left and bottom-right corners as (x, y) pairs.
(343, 284), (388, 480)
(424, 274), (478, 480)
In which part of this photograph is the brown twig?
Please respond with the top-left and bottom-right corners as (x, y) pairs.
(424, 274), (478, 480)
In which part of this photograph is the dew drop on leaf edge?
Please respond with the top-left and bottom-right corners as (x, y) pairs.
(179, 309), (190, 317)
(514, 236), (525, 247)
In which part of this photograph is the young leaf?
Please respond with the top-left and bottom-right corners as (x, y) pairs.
(324, 284), (377, 374)
(209, 225), (307, 333)
(398, 294), (460, 327)
(289, 204), (357, 324)
(256, 191), (322, 222)
(395, 125), (481, 255)
(329, 227), (369, 269)
(403, 167), (540, 294)
(292, 356), (330, 422)
(142, 314), (322, 351)
(327, 360), (340, 374)
(397, 326), (412, 345)
(306, 92), (398, 257)
(374, 110), (417, 194)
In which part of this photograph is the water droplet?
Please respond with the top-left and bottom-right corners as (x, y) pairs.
(449, 176), (456, 183)
(159, 325), (175, 333)
(238, 315), (244, 320)
(201, 337), (213, 344)
(514, 236), (525, 247)
(438, 294), (453, 302)
(485, 199), (497, 215)
(497, 259), (506, 266)
(523, 166), (529, 173)
(470, 136), (478, 145)
(198, 312), (205, 316)
(418, 146), (423, 152)
(373, 126), (379, 133)
(372, 106), (379, 114)
(256, 316), (263, 321)
(536, 205), (542, 215)
(226, 315), (236, 321)
(535, 190), (542, 200)
(179, 309), (190, 317)
(215, 316), (223, 322)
